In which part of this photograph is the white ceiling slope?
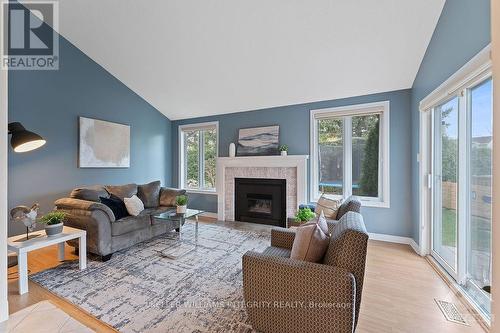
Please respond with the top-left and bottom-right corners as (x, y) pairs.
(56, 1), (445, 120)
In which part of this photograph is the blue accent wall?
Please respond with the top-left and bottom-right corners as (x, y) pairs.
(410, 0), (491, 243)
(172, 89), (413, 237)
(8, 35), (172, 236)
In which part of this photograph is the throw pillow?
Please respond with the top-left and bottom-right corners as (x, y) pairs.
(159, 187), (187, 207)
(124, 195), (145, 216)
(290, 215), (330, 263)
(100, 194), (129, 220)
(105, 183), (138, 201)
(316, 194), (342, 219)
(137, 181), (161, 208)
(70, 185), (109, 202)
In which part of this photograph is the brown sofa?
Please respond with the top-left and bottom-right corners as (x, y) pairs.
(55, 181), (185, 260)
(242, 211), (368, 333)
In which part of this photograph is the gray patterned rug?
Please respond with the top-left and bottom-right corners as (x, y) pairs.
(31, 222), (270, 333)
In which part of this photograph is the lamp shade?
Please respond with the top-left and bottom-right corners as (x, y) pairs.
(8, 122), (46, 153)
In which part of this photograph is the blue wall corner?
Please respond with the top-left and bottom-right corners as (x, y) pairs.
(8, 34), (172, 236)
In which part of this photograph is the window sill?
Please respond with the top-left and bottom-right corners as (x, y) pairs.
(361, 200), (390, 208)
(186, 189), (218, 195)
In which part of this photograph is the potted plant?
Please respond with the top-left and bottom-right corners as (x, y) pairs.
(289, 207), (316, 227)
(176, 195), (188, 214)
(278, 144), (288, 156)
(39, 211), (66, 237)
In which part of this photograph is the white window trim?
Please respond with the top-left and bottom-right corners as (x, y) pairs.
(178, 121), (219, 193)
(310, 101), (390, 208)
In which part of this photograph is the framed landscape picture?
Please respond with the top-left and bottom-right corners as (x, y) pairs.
(237, 125), (279, 156)
(79, 117), (130, 168)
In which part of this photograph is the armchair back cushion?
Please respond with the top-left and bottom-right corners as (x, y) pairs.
(323, 211), (368, 328)
(137, 181), (161, 208)
(70, 185), (109, 202)
(105, 183), (138, 201)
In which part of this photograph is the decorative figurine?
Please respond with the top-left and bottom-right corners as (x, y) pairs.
(10, 203), (40, 241)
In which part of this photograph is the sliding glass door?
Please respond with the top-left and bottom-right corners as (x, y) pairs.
(432, 97), (459, 274)
(431, 77), (492, 318)
(464, 79), (492, 315)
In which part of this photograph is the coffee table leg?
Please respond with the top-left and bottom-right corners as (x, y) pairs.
(58, 242), (65, 261)
(79, 234), (87, 270)
(195, 215), (199, 240)
(18, 252), (28, 295)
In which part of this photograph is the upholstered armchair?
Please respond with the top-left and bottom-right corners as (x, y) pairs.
(242, 212), (368, 333)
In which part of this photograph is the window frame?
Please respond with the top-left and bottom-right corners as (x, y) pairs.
(310, 101), (390, 208)
(178, 121), (219, 194)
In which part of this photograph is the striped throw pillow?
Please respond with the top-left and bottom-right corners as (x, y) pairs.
(316, 194), (342, 219)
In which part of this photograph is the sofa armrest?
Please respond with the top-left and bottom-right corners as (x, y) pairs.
(270, 227), (296, 250)
(242, 251), (356, 333)
(55, 198), (115, 222)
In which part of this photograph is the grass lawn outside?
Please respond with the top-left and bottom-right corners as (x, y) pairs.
(441, 208), (491, 252)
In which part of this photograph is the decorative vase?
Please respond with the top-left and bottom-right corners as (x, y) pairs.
(229, 143), (236, 157)
(44, 222), (63, 237)
(177, 205), (187, 214)
(281, 151), (288, 156)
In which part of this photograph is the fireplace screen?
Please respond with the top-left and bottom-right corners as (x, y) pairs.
(234, 178), (286, 227)
(247, 194), (272, 214)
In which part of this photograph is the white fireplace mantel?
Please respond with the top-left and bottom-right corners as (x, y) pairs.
(216, 155), (309, 221)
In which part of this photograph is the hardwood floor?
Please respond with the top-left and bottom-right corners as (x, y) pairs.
(7, 221), (487, 332)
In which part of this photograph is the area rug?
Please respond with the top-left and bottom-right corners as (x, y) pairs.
(30, 222), (270, 333)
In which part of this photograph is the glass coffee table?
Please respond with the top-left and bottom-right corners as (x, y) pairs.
(153, 209), (204, 259)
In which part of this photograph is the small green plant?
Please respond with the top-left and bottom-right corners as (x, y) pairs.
(278, 144), (288, 152)
(176, 194), (188, 206)
(40, 211), (66, 225)
(294, 207), (316, 223)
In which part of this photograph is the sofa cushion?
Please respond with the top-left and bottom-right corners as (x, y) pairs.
(111, 210), (151, 236)
(100, 194), (129, 220)
(137, 181), (161, 208)
(159, 187), (186, 207)
(70, 185), (109, 202)
(105, 183), (138, 201)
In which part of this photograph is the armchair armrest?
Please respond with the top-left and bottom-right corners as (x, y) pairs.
(242, 251), (356, 333)
(55, 198), (115, 222)
(271, 227), (296, 250)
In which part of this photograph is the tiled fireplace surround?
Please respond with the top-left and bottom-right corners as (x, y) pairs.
(216, 155), (309, 222)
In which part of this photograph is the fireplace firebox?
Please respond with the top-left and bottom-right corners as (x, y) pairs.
(234, 178), (286, 227)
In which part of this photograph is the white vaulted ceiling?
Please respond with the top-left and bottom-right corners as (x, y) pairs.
(54, 0), (445, 120)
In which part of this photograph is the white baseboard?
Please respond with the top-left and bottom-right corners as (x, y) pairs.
(0, 300), (7, 323)
(408, 239), (422, 255)
(369, 232), (421, 255)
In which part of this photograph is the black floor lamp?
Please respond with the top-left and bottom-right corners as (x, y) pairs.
(8, 122), (46, 152)
(7, 122), (46, 263)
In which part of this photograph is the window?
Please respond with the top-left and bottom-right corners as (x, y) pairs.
(179, 122), (218, 192)
(310, 101), (390, 207)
